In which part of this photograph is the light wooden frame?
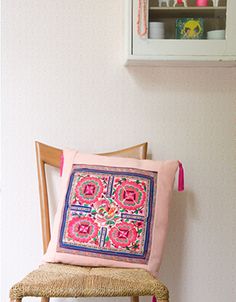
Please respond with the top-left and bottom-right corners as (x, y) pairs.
(33, 141), (148, 302)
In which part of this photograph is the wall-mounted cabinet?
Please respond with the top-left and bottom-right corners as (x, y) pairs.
(125, 0), (236, 66)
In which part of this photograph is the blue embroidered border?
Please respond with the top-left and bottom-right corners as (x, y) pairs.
(59, 166), (156, 260)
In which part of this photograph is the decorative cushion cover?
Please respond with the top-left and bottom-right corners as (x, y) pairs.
(44, 150), (180, 276)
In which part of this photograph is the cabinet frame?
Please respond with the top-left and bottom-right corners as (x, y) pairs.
(125, 0), (236, 66)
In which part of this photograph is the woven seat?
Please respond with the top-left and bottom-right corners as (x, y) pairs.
(10, 263), (169, 300)
(9, 142), (169, 302)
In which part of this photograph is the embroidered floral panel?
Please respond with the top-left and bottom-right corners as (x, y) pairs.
(58, 164), (157, 264)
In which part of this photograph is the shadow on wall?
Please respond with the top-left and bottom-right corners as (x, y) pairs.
(126, 65), (236, 95)
(159, 190), (196, 302)
(45, 165), (61, 230)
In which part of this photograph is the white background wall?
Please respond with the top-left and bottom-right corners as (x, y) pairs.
(1, 1), (236, 301)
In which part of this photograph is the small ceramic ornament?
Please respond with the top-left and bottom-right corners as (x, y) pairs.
(159, 0), (170, 7)
(212, 0), (219, 6)
(196, 0), (208, 6)
(174, 0), (188, 7)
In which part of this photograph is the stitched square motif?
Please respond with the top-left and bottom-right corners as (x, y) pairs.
(58, 164), (157, 264)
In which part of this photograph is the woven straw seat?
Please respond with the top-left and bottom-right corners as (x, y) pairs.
(10, 263), (169, 300)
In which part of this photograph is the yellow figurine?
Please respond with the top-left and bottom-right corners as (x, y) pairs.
(176, 18), (204, 39)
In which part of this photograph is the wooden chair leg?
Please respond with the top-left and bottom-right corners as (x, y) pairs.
(41, 298), (50, 302)
(131, 296), (139, 302)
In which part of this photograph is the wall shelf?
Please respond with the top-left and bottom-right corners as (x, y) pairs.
(149, 6), (227, 10)
(125, 0), (236, 66)
(149, 6), (226, 17)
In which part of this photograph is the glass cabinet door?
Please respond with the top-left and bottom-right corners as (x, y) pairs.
(148, 0), (226, 40)
(132, 0), (236, 59)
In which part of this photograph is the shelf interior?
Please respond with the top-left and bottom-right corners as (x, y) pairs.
(149, 6), (226, 18)
(148, 0), (227, 39)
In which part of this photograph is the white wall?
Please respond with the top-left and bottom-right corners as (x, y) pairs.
(1, 1), (236, 302)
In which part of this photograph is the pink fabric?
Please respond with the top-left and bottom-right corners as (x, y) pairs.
(44, 150), (180, 276)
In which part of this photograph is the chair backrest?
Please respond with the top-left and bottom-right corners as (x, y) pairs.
(35, 141), (148, 253)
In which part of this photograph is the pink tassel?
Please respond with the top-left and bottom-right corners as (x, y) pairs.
(178, 161), (184, 192)
(60, 153), (64, 177)
(152, 296), (157, 302)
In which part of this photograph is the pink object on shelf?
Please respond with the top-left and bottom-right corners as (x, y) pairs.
(196, 0), (208, 6)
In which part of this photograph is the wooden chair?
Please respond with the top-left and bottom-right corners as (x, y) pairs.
(10, 141), (169, 302)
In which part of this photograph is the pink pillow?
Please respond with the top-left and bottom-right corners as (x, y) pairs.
(44, 150), (182, 276)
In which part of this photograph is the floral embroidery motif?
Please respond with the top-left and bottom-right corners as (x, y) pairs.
(58, 164), (157, 264)
(114, 180), (146, 210)
(109, 222), (137, 248)
(68, 217), (99, 243)
(75, 176), (103, 204)
(94, 199), (118, 225)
